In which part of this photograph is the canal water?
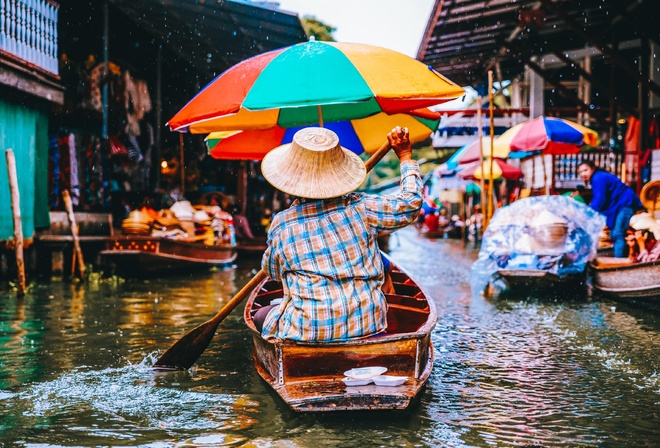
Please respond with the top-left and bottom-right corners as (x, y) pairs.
(1, 227), (658, 447)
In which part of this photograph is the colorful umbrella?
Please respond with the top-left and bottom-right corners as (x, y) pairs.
(167, 41), (464, 133)
(457, 159), (523, 181)
(500, 116), (599, 155)
(445, 137), (510, 170)
(204, 109), (441, 160)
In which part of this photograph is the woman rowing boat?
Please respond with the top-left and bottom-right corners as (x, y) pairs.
(254, 126), (422, 342)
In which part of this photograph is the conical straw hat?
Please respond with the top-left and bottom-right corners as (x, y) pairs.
(640, 180), (660, 212)
(261, 127), (367, 199)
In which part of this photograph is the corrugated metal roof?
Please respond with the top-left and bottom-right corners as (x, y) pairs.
(418, 0), (657, 87)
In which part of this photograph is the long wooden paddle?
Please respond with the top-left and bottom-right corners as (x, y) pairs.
(153, 138), (397, 370)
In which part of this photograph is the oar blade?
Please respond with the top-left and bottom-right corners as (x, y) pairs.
(153, 318), (220, 370)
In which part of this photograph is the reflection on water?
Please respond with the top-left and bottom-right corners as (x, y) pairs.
(1, 229), (659, 447)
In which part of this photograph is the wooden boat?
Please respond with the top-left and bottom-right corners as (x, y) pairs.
(590, 257), (660, 301)
(243, 262), (437, 412)
(101, 235), (237, 276)
(419, 228), (447, 239)
(597, 243), (614, 257)
(493, 268), (587, 290)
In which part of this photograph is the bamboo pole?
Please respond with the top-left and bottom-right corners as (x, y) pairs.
(621, 161), (626, 183)
(63, 190), (86, 280)
(487, 70), (495, 226)
(476, 96), (486, 218)
(5, 149), (26, 297)
(542, 154), (549, 195)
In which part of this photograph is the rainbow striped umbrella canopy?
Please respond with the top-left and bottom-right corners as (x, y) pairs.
(501, 116), (599, 155)
(204, 109), (440, 160)
(168, 41), (464, 134)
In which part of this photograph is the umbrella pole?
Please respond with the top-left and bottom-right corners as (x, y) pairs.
(179, 133), (185, 198)
(488, 71), (495, 224)
(317, 105), (324, 128)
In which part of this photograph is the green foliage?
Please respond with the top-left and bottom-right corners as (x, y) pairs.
(301, 15), (336, 42)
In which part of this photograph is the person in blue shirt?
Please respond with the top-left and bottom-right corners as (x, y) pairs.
(578, 161), (643, 257)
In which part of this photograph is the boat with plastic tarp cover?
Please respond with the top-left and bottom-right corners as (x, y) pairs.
(243, 261), (437, 412)
(471, 195), (605, 297)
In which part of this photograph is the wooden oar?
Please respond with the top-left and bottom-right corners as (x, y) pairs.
(153, 138), (396, 370)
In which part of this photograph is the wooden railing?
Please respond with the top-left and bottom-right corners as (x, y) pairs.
(0, 0), (58, 75)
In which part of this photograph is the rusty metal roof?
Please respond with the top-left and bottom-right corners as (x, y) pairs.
(418, 0), (657, 87)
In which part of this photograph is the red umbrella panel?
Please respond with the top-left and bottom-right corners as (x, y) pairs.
(457, 159), (523, 181)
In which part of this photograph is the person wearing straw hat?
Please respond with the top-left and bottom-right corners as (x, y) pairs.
(254, 126), (422, 342)
(577, 161), (643, 258)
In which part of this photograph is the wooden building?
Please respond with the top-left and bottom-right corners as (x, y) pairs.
(1, 0), (307, 277)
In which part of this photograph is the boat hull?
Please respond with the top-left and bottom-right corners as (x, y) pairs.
(244, 264), (437, 412)
(591, 259), (660, 300)
(101, 236), (237, 276)
(495, 269), (586, 290)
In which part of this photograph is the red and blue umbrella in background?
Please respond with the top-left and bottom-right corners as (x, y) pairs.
(499, 116), (599, 155)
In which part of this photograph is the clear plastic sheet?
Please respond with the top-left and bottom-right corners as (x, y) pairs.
(470, 195), (606, 292)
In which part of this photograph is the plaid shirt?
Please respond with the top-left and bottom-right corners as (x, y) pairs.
(261, 160), (422, 342)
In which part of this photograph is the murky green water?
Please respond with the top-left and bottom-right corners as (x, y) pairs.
(1, 229), (659, 447)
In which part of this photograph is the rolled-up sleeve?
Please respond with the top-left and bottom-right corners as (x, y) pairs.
(364, 160), (423, 233)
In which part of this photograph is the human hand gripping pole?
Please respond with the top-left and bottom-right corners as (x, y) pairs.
(153, 127), (409, 370)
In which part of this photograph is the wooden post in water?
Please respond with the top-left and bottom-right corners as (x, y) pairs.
(476, 96), (487, 241)
(63, 190), (86, 280)
(5, 149), (27, 297)
(487, 70), (495, 226)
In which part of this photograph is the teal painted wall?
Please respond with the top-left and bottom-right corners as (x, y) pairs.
(0, 96), (49, 241)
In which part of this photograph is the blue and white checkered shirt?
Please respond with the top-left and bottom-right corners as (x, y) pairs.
(261, 160), (422, 342)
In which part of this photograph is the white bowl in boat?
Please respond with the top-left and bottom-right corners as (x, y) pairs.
(341, 377), (373, 386)
(343, 366), (387, 380)
(372, 375), (408, 387)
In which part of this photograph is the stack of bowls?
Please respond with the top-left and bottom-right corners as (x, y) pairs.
(121, 210), (153, 235)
